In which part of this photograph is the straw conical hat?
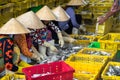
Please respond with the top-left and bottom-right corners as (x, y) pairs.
(52, 6), (70, 21)
(36, 5), (57, 21)
(16, 11), (45, 29)
(0, 18), (30, 34)
(67, 0), (85, 6)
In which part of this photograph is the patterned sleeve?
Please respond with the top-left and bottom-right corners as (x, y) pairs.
(29, 29), (45, 45)
(3, 38), (18, 72)
(14, 34), (33, 58)
(48, 22), (61, 33)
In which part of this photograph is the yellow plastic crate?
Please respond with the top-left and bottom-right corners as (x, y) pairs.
(65, 62), (99, 80)
(96, 17), (113, 35)
(98, 33), (120, 50)
(71, 35), (95, 45)
(29, 0), (39, 7)
(102, 61), (120, 80)
(38, 0), (46, 5)
(0, 12), (13, 25)
(0, 0), (9, 5)
(1, 3), (14, 14)
(13, 9), (28, 17)
(0, 75), (9, 80)
(13, 74), (25, 80)
(78, 48), (117, 60)
(14, 1), (30, 11)
(0, 74), (25, 80)
(65, 55), (108, 80)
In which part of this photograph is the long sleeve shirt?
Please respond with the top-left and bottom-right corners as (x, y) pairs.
(66, 7), (80, 28)
(58, 21), (69, 30)
(0, 36), (18, 72)
(14, 34), (33, 58)
(30, 22), (61, 45)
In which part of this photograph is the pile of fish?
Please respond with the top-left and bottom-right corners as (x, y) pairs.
(74, 36), (90, 40)
(84, 32), (95, 35)
(40, 43), (84, 64)
(83, 50), (111, 56)
(106, 65), (120, 76)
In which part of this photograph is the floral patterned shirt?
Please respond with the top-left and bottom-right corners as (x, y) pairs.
(30, 22), (61, 45)
(0, 36), (18, 72)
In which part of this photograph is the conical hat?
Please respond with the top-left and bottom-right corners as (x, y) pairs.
(0, 18), (30, 34)
(52, 6), (70, 21)
(16, 11), (45, 29)
(67, 0), (85, 6)
(36, 5), (57, 21)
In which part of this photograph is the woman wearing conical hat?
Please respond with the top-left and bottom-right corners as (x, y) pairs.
(0, 18), (31, 76)
(52, 6), (77, 43)
(16, 11), (58, 60)
(36, 5), (64, 45)
(15, 11), (46, 63)
(36, 6), (64, 56)
(63, 0), (87, 34)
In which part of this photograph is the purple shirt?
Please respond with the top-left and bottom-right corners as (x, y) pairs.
(66, 7), (80, 28)
(58, 21), (69, 30)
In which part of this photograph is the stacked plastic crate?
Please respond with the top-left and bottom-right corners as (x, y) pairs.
(0, 1), (14, 27)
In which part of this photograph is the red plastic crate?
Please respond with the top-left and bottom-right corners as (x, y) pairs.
(22, 61), (75, 80)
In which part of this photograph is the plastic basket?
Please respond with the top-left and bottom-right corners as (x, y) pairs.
(38, 0), (45, 5)
(0, 12), (13, 25)
(65, 55), (108, 80)
(13, 9), (28, 17)
(0, 75), (9, 80)
(0, 0), (8, 5)
(65, 61), (102, 80)
(1, 3), (14, 14)
(14, 1), (30, 11)
(96, 17), (113, 35)
(102, 61), (120, 80)
(98, 33), (120, 50)
(78, 48), (117, 60)
(13, 74), (26, 80)
(22, 61), (75, 80)
(29, 0), (39, 8)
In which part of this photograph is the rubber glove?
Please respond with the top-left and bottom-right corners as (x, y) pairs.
(63, 37), (76, 43)
(13, 44), (20, 64)
(57, 32), (64, 47)
(79, 24), (86, 32)
(43, 41), (58, 52)
(31, 46), (44, 60)
(31, 53), (41, 63)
